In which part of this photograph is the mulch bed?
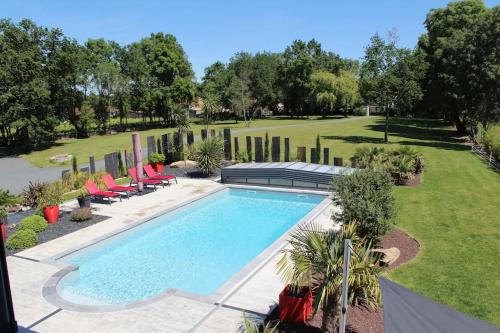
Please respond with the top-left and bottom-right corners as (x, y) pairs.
(5, 209), (109, 256)
(398, 173), (422, 187)
(268, 229), (420, 333)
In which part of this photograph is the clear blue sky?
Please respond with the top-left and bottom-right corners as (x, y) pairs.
(1, 0), (498, 80)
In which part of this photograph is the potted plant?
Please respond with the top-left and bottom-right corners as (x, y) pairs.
(278, 284), (313, 323)
(149, 152), (166, 174)
(37, 183), (63, 224)
(76, 187), (91, 208)
(0, 207), (7, 241)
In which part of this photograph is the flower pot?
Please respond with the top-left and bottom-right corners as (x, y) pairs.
(77, 196), (91, 208)
(279, 285), (313, 323)
(43, 205), (59, 224)
(151, 162), (164, 174)
(0, 217), (6, 241)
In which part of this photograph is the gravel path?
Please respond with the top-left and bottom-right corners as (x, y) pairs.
(0, 117), (363, 194)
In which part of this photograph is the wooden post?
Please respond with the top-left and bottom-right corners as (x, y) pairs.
(297, 147), (306, 162)
(146, 136), (156, 159)
(105, 152), (119, 178)
(246, 136), (252, 162)
(187, 131), (194, 145)
(132, 133), (143, 191)
(201, 129), (208, 140)
(161, 134), (169, 158)
(124, 150), (134, 170)
(284, 137), (290, 162)
(272, 137), (280, 162)
(323, 148), (330, 165)
(173, 132), (179, 149)
(223, 128), (232, 160)
(156, 138), (162, 154)
(311, 148), (317, 164)
(89, 156), (96, 174)
(234, 137), (239, 159)
(334, 157), (343, 166)
(255, 137), (264, 162)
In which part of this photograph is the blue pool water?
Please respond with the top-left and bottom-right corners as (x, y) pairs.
(58, 188), (325, 304)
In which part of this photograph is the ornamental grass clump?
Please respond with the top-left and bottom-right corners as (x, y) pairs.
(71, 208), (92, 222)
(19, 215), (48, 233)
(6, 229), (37, 250)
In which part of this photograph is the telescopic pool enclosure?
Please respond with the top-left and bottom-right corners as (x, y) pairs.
(221, 162), (355, 189)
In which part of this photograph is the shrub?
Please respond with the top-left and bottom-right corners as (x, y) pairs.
(71, 155), (78, 173)
(391, 146), (425, 174)
(149, 152), (165, 164)
(332, 169), (395, 243)
(264, 132), (270, 161)
(350, 146), (389, 169)
(193, 137), (225, 175)
(19, 215), (48, 233)
(316, 134), (321, 162)
(22, 181), (49, 207)
(6, 229), (37, 250)
(0, 189), (21, 207)
(0, 207), (7, 219)
(71, 208), (92, 222)
(483, 126), (500, 161)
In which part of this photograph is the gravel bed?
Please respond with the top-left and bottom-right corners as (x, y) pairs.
(5, 209), (109, 256)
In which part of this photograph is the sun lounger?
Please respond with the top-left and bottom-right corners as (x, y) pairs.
(85, 179), (121, 204)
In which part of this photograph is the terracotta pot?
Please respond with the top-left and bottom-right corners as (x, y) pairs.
(43, 205), (59, 224)
(279, 285), (313, 323)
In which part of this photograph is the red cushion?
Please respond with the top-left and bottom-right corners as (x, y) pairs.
(94, 191), (120, 197)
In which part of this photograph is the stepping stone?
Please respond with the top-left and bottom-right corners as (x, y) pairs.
(372, 247), (400, 266)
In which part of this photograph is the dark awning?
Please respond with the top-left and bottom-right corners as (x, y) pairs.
(380, 278), (499, 333)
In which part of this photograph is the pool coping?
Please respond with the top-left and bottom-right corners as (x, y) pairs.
(42, 184), (331, 313)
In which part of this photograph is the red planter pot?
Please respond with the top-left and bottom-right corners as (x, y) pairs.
(279, 285), (313, 323)
(151, 162), (164, 174)
(0, 222), (5, 241)
(43, 205), (59, 224)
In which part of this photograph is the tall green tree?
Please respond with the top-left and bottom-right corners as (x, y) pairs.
(419, 0), (499, 133)
(0, 19), (56, 147)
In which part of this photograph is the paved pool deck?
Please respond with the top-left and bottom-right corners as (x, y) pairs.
(7, 178), (335, 332)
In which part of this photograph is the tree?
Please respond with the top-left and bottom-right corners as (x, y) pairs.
(309, 71), (337, 117)
(360, 33), (400, 143)
(277, 222), (381, 333)
(333, 70), (361, 117)
(419, 0), (499, 133)
(85, 38), (120, 132)
(0, 19), (56, 148)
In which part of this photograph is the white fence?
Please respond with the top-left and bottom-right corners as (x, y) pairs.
(471, 143), (500, 170)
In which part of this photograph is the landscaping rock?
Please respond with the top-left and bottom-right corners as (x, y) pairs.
(49, 154), (73, 163)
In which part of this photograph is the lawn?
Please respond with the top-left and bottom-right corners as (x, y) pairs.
(231, 116), (499, 325)
(22, 116), (347, 168)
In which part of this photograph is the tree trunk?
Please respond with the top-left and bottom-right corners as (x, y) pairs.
(384, 105), (389, 143)
(453, 114), (466, 135)
(321, 294), (340, 333)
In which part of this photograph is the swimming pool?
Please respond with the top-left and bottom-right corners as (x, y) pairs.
(55, 187), (326, 306)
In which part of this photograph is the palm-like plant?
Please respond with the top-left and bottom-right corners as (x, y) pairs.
(277, 222), (381, 333)
(391, 146), (425, 174)
(193, 137), (225, 175)
(390, 155), (416, 183)
(351, 146), (389, 170)
(240, 313), (278, 333)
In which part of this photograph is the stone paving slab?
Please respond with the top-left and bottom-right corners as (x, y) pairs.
(7, 179), (333, 332)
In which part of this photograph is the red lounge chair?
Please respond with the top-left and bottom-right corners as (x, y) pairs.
(85, 179), (121, 205)
(144, 164), (177, 184)
(101, 174), (137, 199)
(128, 167), (163, 189)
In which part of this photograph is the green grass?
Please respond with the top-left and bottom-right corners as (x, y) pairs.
(21, 116), (341, 167)
(232, 116), (499, 325)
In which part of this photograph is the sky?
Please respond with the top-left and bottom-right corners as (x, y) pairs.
(1, 0), (499, 80)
